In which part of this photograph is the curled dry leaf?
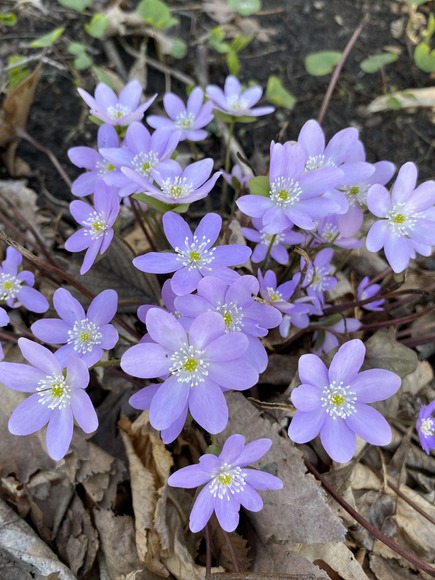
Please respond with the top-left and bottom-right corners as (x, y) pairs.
(365, 87), (435, 114)
(119, 413), (225, 578)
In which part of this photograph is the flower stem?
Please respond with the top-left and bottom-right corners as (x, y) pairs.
(221, 120), (235, 212)
(260, 234), (277, 272)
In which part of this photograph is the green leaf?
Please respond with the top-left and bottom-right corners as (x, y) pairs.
(57, 0), (92, 10)
(214, 110), (257, 123)
(7, 55), (30, 91)
(414, 41), (435, 72)
(169, 38), (188, 59)
(0, 12), (17, 26)
(228, 0), (261, 16)
(68, 42), (93, 70)
(304, 50), (342, 76)
(360, 52), (399, 73)
(208, 26), (229, 54)
(265, 75), (296, 110)
(386, 95), (402, 110)
(248, 176), (270, 196)
(132, 193), (189, 213)
(29, 27), (65, 48)
(85, 13), (108, 38)
(226, 49), (240, 76)
(405, 0), (428, 5)
(230, 34), (253, 53)
(136, 0), (178, 30)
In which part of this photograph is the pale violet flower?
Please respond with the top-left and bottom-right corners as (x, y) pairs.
(416, 402), (435, 455)
(168, 434), (283, 532)
(288, 339), (401, 462)
(206, 75), (274, 118)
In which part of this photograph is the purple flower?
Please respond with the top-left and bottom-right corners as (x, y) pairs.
(100, 123), (180, 197)
(31, 288), (118, 367)
(357, 277), (384, 312)
(168, 433), (283, 532)
(242, 218), (303, 265)
(77, 80), (156, 126)
(366, 162), (435, 273)
(206, 75), (274, 118)
(312, 317), (361, 356)
(257, 270), (312, 336)
(133, 212), (251, 296)
(0, 247), (48, 313)
(222, 164), (252, 191)
(65, 181), (120, 275)
(0, 306), (9, 361)
(147, 87), (214, 141)
(312, 214), (362, 250)
(174, 275), (282, 372)
(301, 248), (337, 306)
(416, 402), (435, 455)
(0, 338), (98, 460)
(123, 158), (221, 206)
(122, 309), (259, 440)
(288, 339), (401, 462)
(68, 125), (120, 197)
(236, 141), (344, 234)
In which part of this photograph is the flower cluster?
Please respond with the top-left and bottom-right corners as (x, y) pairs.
(3, 72), (431, 541)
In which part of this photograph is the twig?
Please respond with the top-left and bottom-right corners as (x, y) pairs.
(317, 15), (368, 125)
(304, 458), (435, 577)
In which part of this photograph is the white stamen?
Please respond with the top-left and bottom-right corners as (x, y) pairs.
(386, 202), (417, 237)
(321, 380), (357, 419)
(0, 273), (22, 301)
(132, 151), (159, 177)
(216, 301), (244, 333)
(36, 372), (71, 410)
(175, 236), (216, 271)
(209, 463), (247, 500)
(83, 211), (109, 240)
(161, 176), (194, 200)
(269, 177), (303, 208)
(169, 343), (209, 386)
(107, 104), (131, 120)
(175, 111), (195, 130)
(67, 318), (103, 354)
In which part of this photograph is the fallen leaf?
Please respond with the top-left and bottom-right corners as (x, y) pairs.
(365, 87), (435, 113)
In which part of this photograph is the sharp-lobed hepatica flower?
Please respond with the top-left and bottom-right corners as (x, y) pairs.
(77, 80), (156, 126)
(124, 158), (221, 205)
(133, 212), (251, 296)
(241, 218), (304, 265)
(168, 433), (283, 533)
(122, 309), (259, 439)
(416, 401), (435, 455)
(31, 288), (118, 367)
(236, 141), (344, 234)
(366, 162), (435, 273)
(147, 87), (214, 141)
(206, 75), (274, 118)
(0, 247), (48, 313)
(0, 338), (98, 461)
(68, 124), (120, 197)
(357, 276), (384, 312)
(301, 248), (337, 306)
(288, 339), (401, 463)
(174, 275), (282, 372)
(100, 123), (180, 197)
(65, 181), (120, 275)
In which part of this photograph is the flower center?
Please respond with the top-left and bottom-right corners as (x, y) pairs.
(67, 318), (103, 354)
(96, 160), (116, 177)
(209, 463), (246, 499)
(340, 184), (368, 207)
(36, 372), (71, 410)
(305, 154), (336, 172)
(308, 265), (331, 291)
(161, 176), (194, 200)
(267, 287), (282, 303)
(320, 223), (340, 243)
(270, 177), (303, 208)
(420, 418), (435, 437)
(107, 104), (131, 121)
(321, 380), (357, 419)
(169, 344), (209, 386)
(83, 211), (109, 240)
(386, 203), (417, 237)
(227, 95), (248, 113)
(175, 111), (195, 130)
(0, 274), (22, 301)
(216, 301), (244, 332)
(132, 151), (159, 177)
(260, 230), (284, 247)
(175, 236), (216, 271)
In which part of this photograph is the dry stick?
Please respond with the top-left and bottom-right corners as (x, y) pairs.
(317, 15), (369, 125)
(304, 458), (435, 577)
(130, 198), (158, 252)
(0, 229), (141, 340)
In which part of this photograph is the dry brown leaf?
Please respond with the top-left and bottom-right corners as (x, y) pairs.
(291, 543), (369, 580)
(221, 392), (346, 544)
(0, 497), (75, 579)
(366, 87), (435, 114)
(0, 64), (42, 174)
